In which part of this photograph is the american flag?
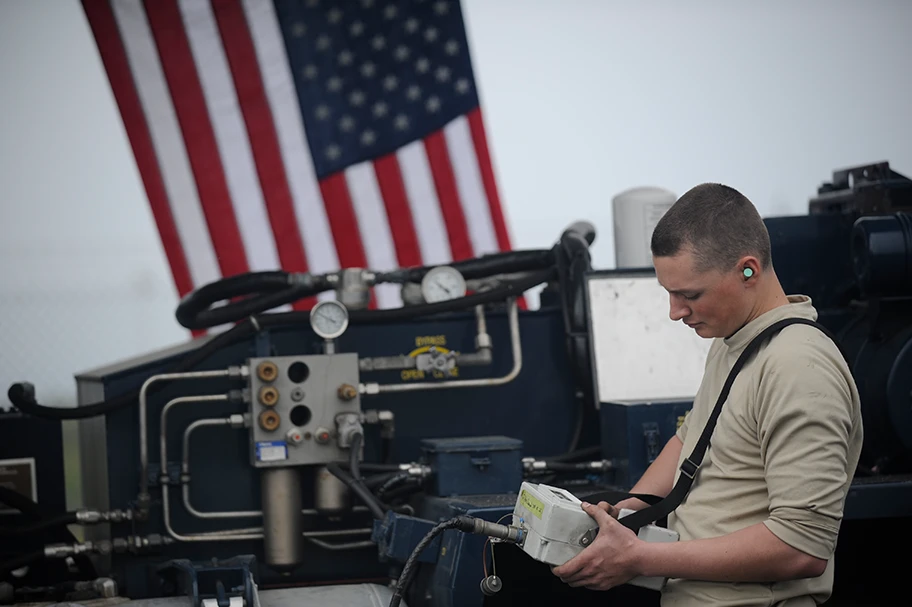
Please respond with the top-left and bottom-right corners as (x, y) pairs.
(82, 0), (516, 312)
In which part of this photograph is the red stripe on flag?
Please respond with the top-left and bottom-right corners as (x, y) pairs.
(466, 108), (528, 309)
(319, 174), (369, 269)
(211, 0), (315, 310)
(81, 1), (196, 299)
(318, 173), (377, 309)
(424, 132), (474, 261)
(467, 107), (513, 251)
(143, 0), (249, 278)
(374, 154), (423, 268)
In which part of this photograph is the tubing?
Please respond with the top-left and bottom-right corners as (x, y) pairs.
(0, 550), (45, 575)
(0, 487), (96, 580)
(175, 271), (331, 331)
(0, 512), (78, 538)
(325, 462), (386, 520)
(7, 269), (554, 421)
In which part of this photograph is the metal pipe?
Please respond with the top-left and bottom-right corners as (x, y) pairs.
(181, 418), (263, 519)
(138, 369), (233, 513)
(159, 404), (374, 544)
(361, 297), (522, 394)
(304, 537), (376, 551)
(158, 395), (263, 542)
(358, 304), (494, 371)
(180, 421), (369, 519)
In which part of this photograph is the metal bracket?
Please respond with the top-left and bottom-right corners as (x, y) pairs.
(579, 527), (599, 547)
(156, 555), (259, 607)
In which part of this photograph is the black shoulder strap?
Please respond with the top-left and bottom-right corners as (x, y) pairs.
(608, 317), (842, 533)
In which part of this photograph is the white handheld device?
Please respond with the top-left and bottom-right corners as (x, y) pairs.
(510, 481), (678, 591)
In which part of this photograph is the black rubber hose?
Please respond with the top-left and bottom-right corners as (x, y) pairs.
(175, 271), (331, 330)
(344, 268), (555, 323)
(376, 473), (410, 497)
(381, 248), (556, 284)
(0, 487), (95, 580)
(325, 462), (386, 520)
(541, 445), (602, 463)
(388, 517), (471, 607)
(6, 313), (252, 420)
(8, 268), (554, 420)
(355, 463), (406, 472)
(0, 512), (79, 538)
(363, 471), (403, 490)
(0, 550), (45, 575)
(350, 433), (364, 484)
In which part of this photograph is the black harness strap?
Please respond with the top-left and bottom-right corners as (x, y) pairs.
(585, 317), (843, 533)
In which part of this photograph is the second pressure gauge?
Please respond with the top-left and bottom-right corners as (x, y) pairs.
(421, 266), (467, 303)
(309, 300), (349, 339)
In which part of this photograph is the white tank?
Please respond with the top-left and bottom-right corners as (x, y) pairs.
(612, 186), (677, 268)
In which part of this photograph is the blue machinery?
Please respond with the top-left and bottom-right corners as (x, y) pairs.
(2, 162), (912, 606)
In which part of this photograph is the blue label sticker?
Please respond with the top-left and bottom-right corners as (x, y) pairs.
(256, 441), (288, 462)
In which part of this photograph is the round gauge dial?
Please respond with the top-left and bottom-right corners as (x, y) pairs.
(421, 266), (467, 303)
(309, 300), (349, 339)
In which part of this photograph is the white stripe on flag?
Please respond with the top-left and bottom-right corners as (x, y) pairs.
(178, 0), (280, 274)
(112, 0), (221, 290)
(345, 162), (404, 309)
(444, 115), (500, 257)
(398, 139), (452, 266)
(241, 0), (340, 296)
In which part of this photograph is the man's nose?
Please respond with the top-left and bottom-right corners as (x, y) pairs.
(669, 297), (690, 321)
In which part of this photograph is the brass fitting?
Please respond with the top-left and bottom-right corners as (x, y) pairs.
(259, 410), (280, 432)
(337, 384), (358, 401)
(259, 386), (279, 407)
(256, 361), (278, 382)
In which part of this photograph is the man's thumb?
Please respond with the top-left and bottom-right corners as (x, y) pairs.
(582, 501), (615, 529)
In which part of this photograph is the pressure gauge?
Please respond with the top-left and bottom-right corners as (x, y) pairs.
(309, 300), (349, 339)
(421, 266), (467, 303)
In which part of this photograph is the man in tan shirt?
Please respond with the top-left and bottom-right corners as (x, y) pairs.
(553, 183), (863, 605)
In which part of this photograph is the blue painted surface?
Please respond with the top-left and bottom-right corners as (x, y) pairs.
(87, 304), (591, 597)
(420, 436), (523, 497)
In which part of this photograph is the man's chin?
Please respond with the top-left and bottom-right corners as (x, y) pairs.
(687, 322), (711, 337)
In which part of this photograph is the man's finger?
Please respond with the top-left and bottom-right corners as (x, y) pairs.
(552, 553), (586, 580)
(582, 501), (616, 530)
(597, 500), (620, 518)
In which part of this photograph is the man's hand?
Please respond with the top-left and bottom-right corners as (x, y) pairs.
(551, 501), (643, 591)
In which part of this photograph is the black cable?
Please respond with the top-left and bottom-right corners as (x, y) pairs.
(325, 462), (386, 520)
(6, 314), (252, 420)
(8, 268), (554, 420)
(363, 471), (403, 490)
(388, 517), (467, 607)
(0, 512), (78, 538)
(350, 433), (364, 484)
(356, 463), (406, 472)
(376, 473), (410, 497)
(0, 550), (45, 576)
(0, 487), (95, 581)
(542, 445), (601, 463)
(175, 271), (331, 330)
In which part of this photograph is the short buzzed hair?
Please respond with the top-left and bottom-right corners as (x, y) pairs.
(650, 183), (772, 273)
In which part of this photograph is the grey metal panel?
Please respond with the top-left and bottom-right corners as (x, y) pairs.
(73, 335), (211, 381)
(248, 354), (361, 468)
(122, 584), (403, 607)
(75, 377), (112, 573)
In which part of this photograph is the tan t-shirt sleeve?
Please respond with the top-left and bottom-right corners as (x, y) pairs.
(676, 409), (691, 443)
(755, 337), (857, 560)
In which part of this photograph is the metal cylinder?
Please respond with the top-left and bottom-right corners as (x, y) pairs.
(337, 268), (371, 310)
(260, 467), (304, 572)
(314, 465), (350, 515)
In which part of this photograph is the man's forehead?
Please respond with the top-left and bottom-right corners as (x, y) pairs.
(654, 251), (706, 291)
